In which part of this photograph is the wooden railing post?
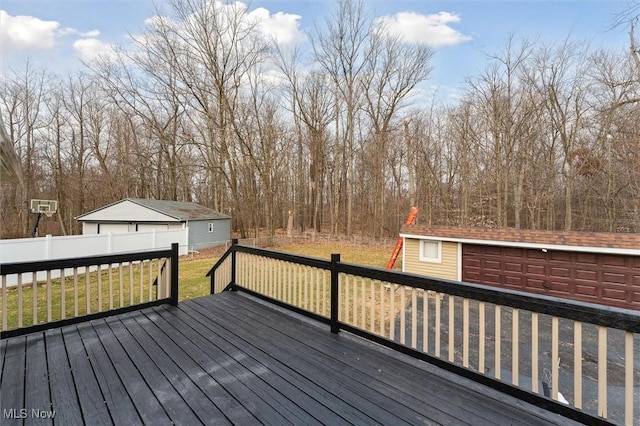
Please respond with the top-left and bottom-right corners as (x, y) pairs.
(210, 267), (216, 294)
(330, 253), (340, 334)
(170, 243), (179, 306)
(230, 238), (238, 290)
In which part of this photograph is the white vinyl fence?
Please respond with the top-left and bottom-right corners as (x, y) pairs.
(0, 229), (188, 264)
(0, 230), (188, 286)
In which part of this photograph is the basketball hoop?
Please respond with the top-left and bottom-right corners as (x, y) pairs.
(30, 199), (57, 237)
(30, 199), (58, 216)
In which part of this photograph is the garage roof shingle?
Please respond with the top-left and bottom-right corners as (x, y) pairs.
(127, 198), (230, 221)
(400, 225), (640, 252)
(77, 198), (230, 221)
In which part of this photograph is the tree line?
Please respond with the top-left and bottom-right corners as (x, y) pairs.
(1, 0), (639, 239)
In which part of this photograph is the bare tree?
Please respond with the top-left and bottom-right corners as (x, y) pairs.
(615, 0), (640, 79)
(163, 0), (268, 235)
(361, 28), (433, 236)
(43, 78), (71, 235)
(527, 40), (591, 231)
(465, 36), (537, 228)
(313, 0), (372, 236)
(0, 62), (51, 236)
(584, 49), (640, 230)
(275, 44), (336, 234)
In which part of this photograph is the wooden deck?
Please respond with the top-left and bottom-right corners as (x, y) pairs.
(1, 292), (582, 425)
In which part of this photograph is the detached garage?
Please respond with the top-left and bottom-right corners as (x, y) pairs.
(77, 198), (231, 251)
(400, 225), (640, 310)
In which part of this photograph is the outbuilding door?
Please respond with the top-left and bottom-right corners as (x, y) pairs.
(462, 244), (640, 310)
(136, 223), (169, 232)
(98, 223), (129, 234)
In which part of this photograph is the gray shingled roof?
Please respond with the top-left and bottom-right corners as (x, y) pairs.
(126, 198), (230, 221)
(400, 224), (640, 253)
(77, 198), (230, 221)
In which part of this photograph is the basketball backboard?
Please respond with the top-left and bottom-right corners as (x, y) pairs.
(30, 199), (57, 216)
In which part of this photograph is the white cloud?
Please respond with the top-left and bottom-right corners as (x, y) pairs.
(80, 30), (101, 38)
(73, 38), (116, 63)
(140, 3), (302, 48)
(375, 11), (471, 46)
(144, 15), (171, 29)
(0, 10), (103, 56)
(248, 7), (303, 45)
(0, 10), (60, 52)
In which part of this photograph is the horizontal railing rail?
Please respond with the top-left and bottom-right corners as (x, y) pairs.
(338, 262), (640, 333)
(1, 243), (179, 338)
(233, 244), (333, 270)
(207, 241), (638, 426)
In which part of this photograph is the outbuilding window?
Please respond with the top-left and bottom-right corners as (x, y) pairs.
(208, 223), (214, 233)
(419, 240), (441, 263)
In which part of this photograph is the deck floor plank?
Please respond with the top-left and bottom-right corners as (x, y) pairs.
(0, 336), (26, 423)
(149, 306), (324, 426)
(153, 305), (361, 426)
(1, 292), (584, 425)
(104, 316), (202, 426)
(142, 307), (296, 425)
(0, 339), (6, 386)
(62, 324), (113, 425)
(43, 328), (83, 426)
(24, 333), (53, 426)
(173, 302), (378, 425)
(203, 294), (550, 426)
(129, 309), (257, 425)
(90, 319), (173, 425)
(75, 321), (142, 425)
(118, 312), (232, 425)
(194, 295), (466, 425)
(184, 298), (433, 425)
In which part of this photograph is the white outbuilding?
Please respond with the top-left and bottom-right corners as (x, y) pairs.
(76, 198), (231, 251)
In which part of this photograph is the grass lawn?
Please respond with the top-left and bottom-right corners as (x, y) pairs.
(178, 241), (396, 301)
(2, 241), (395, 330)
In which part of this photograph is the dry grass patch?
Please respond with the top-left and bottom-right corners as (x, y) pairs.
(177, 240), (398, 300)
(276, 241), (396, 269)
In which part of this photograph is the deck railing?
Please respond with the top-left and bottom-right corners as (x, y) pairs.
(207, 241), (639, 426)
(1, 243), (179, 338)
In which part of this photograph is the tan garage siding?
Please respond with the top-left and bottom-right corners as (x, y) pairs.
(404, 238), (459, 281)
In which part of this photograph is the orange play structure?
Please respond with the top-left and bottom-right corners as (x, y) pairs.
(386, 206), (419, 269)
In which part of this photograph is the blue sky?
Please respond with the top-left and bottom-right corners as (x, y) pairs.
(0, 0), (632, 98)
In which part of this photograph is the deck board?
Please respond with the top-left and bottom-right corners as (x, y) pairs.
(195, 294), (544, 426)
(0, 292), (583, 425)
(118, 313), (232, 425)
(210, 294), (559, 425)
(75, 322), (142, 424)
(142, 307), (295, 425)
(62, 324), (112, 425)
(184, 298), (431, 425)
(1, 336), (25, 421)
(194, 296), (478, 424)
(91, 319), (172, 425)
(104, 316), (202, 425)
(24, 334), (53, 426)
(128, 309), (255, 425)
(149, 306), (324, 425)
(44, 328), (83, 425)
(175, 302), (376, 425)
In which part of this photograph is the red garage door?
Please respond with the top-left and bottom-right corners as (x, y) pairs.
(462, 245), (640, 310)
